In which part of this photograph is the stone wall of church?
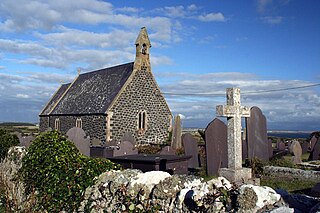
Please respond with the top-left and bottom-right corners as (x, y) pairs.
(109, 69), (172, 145)
(39, 116), (49, 132)
(42, 115), (107, 143)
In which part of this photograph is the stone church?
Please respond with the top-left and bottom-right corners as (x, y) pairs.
(39, 27), (172, 145)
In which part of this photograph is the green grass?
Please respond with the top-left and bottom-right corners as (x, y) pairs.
(261, 176), (317, 194)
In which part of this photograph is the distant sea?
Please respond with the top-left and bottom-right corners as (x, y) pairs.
(184, 128), (312, 139)
(267, 132), (311, 139)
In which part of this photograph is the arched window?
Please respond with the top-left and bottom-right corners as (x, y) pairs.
(54, 118), (60, 131)
(137, 111), (147, 132)
(76, 118), (82, 128)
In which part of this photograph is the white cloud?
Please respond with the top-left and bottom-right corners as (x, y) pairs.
(257, 0), (273, 13)
(0, 66), (5, 69)
(261, 16), (283, 25)
(16, 94), (29, 98)
(197, 12), (225, 22)
(160, 71), (320, 130)
(187, 4), (199, 11)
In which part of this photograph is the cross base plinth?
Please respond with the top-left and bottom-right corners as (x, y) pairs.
(219, 168), (252, 182)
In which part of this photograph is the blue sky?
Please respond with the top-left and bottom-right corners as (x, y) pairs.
(0, 0), (319, 130)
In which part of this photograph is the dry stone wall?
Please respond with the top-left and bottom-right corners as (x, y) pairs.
(109, 69), (171, 145)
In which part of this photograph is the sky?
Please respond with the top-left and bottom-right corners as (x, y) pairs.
(0, 0), (319, 131)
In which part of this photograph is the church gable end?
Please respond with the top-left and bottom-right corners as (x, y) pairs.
(107, 27), (172, 144)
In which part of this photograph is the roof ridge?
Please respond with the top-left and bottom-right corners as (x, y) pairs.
(79, 62), (134, 76)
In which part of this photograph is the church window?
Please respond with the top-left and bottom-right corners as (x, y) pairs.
(54, 118), (60, 131)
(141, 43), (147, 55)
(137, 111), (147, 132)
(76, 118), (82, 128)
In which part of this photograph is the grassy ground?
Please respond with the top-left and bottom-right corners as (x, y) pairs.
(261, 176), (317, 194)
(0, 123), (39, 135)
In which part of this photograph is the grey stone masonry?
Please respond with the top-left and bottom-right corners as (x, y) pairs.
(108, 67), (171, 145)
(216, 88), (252, 182)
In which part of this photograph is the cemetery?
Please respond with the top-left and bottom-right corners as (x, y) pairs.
(0, 28), (319, 212)
(1, 87), (320, 212)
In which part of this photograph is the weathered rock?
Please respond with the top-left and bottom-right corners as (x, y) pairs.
(0, 146), (36, 212)
(237, 184), (281, 212)
(78, 168), (289, 213)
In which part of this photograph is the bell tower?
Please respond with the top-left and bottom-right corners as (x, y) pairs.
(134, 27), (151, 71)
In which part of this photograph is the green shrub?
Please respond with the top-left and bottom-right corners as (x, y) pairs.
(0, 129), (19, 161)
(19, 131), (121, 212)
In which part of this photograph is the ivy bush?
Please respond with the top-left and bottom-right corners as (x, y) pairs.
(0, 129), (19, 161)
(19, 131), (121, 212)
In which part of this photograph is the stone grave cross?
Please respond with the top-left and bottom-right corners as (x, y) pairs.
(216, 88), (252, 182)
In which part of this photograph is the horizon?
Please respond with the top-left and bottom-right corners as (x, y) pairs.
(0, 0), (319, 131)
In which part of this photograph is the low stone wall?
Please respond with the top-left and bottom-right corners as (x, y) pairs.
(79, 170), (283, 213)
(263, 166), (320, 182)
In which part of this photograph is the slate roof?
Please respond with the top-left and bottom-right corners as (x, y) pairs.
(43, 62), (134, 115)
(40, 83), (71, 116)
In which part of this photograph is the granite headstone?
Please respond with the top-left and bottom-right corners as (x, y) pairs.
(301, 141), (309, 154)
(277, 140), (286, 151)
(309, 137), (320, 161)
(182, 133), (199, 169)
(205, 118), (228, 176)
(121, 132), (135, 145)
(290, 140), (302, 164)
(246, 106), (270, 161)
(67, 127), (90, 156)
(160, 146), (176, 155)
(171, 115), (182, 149)
(113, 141), (138, 157)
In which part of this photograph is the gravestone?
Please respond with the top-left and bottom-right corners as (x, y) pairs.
(67, 127), (90, 156)
(160, 146), (176, 155)
(309, 137), (320, 161)
(290, 140), (302, 164)
(20, 135), (35, 148)
(310, 136), (317, 150)
(216, 88), (252, 182)
(91, 138), (102, 146)
(182, 133), (199, 169)
(246, 106), (270, 161)
(171, 115), (182, 149)
(277, 140), (286, 151)
(121, 132), (135, 145)
(301, 141), (309, 154)
(113, 141), (138, 157)
(205, 118), (228, 176)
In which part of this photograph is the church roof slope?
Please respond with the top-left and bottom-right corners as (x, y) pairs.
(50, 62), (134, 115)
(40, 83), (71, 116)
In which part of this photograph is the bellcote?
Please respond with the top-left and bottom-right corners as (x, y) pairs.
(134, 27), (151, 71)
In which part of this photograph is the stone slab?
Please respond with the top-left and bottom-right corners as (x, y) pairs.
(160, 146), (176, 155)
(246, 106), (270, 161)
(67, 127), (90, 156)
(182, 133), (199, 169)
(113, 141), (138, 157)
(205, 118), (228, 176)
(219, 167), (252, 182)
(309, 138), (320, 161)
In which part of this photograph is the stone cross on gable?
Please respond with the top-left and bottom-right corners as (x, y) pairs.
(216, 88), (252, 182)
